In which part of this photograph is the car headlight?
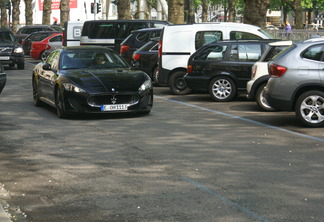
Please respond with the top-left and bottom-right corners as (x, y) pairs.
(14, 47), (24, 54)
(139, 79), (152, 93)
(63, 83), (86, 93)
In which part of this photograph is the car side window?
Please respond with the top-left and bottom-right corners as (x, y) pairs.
(46, 51), (59, 70)
(49, 35), (62, 42)
(301, 44), (324, 62)
(194, 45), (227, 61)
(230, 44), (262, 61)
(230, 31), (263, 40)
(195, 31), (223, 50)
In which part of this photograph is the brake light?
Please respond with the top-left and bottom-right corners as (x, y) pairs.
(158, 41), (162, 57)
(120, 45), (130, 54)
(269, 64), (287, 78)
(132, 53), (141, 60)
(187, 65), (192, 74)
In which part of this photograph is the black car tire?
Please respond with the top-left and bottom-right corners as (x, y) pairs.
(255, 83), (275, 111)
(55, 88), (68, 118)
(169, 71), (192, 95)
(17, 62), (24, 70)
(295, 90), (324, 127)
(32, 77), (42, 106)
(40, 51), (47, 61)
(208, 76), (236, 102)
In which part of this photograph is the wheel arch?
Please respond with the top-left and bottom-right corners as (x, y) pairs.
(292, 84), (324, 111)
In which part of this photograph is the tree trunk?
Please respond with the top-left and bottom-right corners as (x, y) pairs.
(168, 0), (185, 24)
(24, 0), (33, 25)
(282, 0), (303, 28)
(201, 0), (208, 22)
(228, 0), (236, 22)
(60, 0), (70, 27)
(0, 0), (8, 28)
(11, 0), (20, 32)
(243, 0), (270, 28)
(42, 0), (52, 25)
(117, 0), (131, 19)
(184, 0), (195, 24)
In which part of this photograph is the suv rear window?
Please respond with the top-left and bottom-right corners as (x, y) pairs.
(301, 44), (324, 61)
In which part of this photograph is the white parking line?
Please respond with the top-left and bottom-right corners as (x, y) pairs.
(155, 95), (324, 143)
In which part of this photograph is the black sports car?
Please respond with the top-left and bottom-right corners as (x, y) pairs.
(32, 46), (153, 118)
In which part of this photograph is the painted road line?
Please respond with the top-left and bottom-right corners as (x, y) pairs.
(155, 96), (324, 143)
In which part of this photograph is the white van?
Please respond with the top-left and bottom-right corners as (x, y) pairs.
(63, 21), (85, 46)
(157, 22), (274, 94)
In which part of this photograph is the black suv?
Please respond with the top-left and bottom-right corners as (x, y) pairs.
(0, 28), (25, 70)
(15, 25), (63, 43)
(120, 27), (162, 64)
(184, 39), (275, 101)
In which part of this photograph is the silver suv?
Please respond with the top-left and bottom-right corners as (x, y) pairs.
(264, 38), (324, 127)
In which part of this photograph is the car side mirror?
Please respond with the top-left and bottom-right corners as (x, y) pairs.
(42, 63), (51, 70)
(131, 60), (140, 68)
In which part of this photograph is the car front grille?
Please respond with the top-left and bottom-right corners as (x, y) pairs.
(0, 47), (13, 54)
(88, 94), (139, 107)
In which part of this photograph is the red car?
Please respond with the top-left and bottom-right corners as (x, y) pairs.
(30, 32), (62, 60)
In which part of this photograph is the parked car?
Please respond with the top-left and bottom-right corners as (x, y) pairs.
(246, 40), (293, 111)
(184, 39), (275, 101)
(120, 27), (162, 64)
(0, 27), (25, 69)
(21, 31), (60, 55)
(131, 38), (159, 84)
(80, 20), (170, 53)
(32, 46), (153, 118)
(0, 64), (5, 94)
(42, 40), (63, 60)
(30, 33), (63, 60)
(266, 25), (279, 30)
(158, 22), (274, 95)
(15, 25), (63, 43)
(264, 38), (324, 127)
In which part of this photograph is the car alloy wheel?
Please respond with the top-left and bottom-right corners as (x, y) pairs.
(169, 71), (192, 95)
(255, 83), (275, 111)
(208, 76), (236, 102)
(295, 90), (324, 127)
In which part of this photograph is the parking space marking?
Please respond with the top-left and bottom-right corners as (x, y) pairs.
(155, 96), (324, 143)
(182, 176), (271, 222)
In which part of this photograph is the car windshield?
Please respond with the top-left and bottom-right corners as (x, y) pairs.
(60, 48), (129, 70)
(0, 32), (15, 43)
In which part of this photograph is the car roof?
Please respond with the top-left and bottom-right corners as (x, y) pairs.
(269, 40), (293, 46)
(0, 27), (12, 33)
(131, 27), (163, 33)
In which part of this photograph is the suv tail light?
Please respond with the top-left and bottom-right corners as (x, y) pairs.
(187, 65), (192, 74)
(120, 45), (130, 54)
(132, 53), (141, 60)
(269, 63), (287, 78)
(158, 41), (162, 57)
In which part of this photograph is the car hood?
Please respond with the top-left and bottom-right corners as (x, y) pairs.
(0, 42), (20, 48)
(61, 68), (149, 93)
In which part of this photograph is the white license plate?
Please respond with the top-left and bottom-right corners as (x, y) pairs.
(0, 56), (10, 60)
(101, 104), (128, 111)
